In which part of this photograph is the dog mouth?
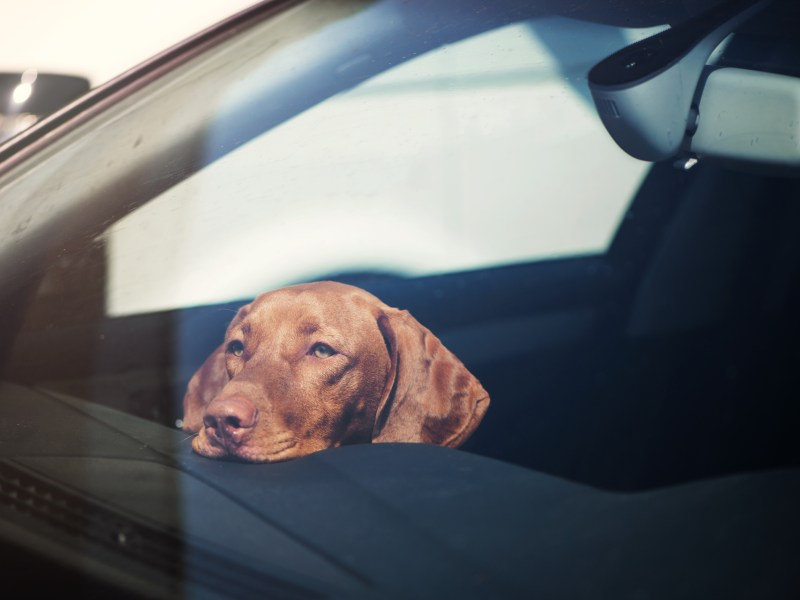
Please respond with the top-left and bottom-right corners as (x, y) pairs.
(193, 432), (299, 463)
(231, 438), (299, 463)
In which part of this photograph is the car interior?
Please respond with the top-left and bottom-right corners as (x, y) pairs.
(4, 154), (800, 493)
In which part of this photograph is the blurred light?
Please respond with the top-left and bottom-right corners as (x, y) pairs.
(12, 83), (33, 105)
(0, 113), (39, 143)
(21, 68), (38, 84)
(11, 69), (38, 105)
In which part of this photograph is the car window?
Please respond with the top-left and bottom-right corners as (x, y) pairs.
(0, 2), (670, 445)
(105, 17), (658, 316)
(9, 0), (800, 490)
(4, 3), (800, 597)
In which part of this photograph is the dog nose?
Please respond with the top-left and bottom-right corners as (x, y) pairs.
(203, 396), (258, 446)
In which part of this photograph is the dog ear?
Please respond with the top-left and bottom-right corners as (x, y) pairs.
(181, 343), (229, 433)
(372, 309), (489, 447)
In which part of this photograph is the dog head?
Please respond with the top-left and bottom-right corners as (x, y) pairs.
(183, 281), (489, 462)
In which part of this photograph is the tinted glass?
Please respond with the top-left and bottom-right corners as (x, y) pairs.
(1, 0), (799, 494)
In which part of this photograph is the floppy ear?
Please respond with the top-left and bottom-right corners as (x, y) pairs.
(181, 343), (229, 433)
(372, 309), (489, 447)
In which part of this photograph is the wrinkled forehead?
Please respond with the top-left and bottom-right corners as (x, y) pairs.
(232, 285), (381, 340)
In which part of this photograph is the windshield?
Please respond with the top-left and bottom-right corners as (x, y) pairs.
(3, 1), (800, 598)
(0, 0), (799, 490)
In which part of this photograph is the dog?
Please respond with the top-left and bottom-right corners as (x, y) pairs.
(183, 281), (489, 462)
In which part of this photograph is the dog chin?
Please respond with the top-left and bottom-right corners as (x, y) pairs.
(192, 434), (300, 463)
(230, 441), (300, 463)
(191, 435), (228, 459)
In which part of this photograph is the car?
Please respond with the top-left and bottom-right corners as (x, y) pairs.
(1, 0), (799, 598)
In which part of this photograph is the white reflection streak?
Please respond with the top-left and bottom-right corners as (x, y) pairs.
(11, 68), (37, 105)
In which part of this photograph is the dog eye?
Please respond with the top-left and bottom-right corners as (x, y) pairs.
(311, 343), (336, 359)
(227, 340), (245, 357)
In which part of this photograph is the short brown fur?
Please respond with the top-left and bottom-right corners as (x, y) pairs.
(183, 281), (489, 462)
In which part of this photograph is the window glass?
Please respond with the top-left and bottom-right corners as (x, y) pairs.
(106, 18), (657, 316)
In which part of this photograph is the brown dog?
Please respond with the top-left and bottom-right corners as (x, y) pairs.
(183, 281), (489, 462)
